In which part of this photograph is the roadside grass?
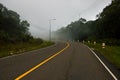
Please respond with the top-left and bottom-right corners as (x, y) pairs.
(0, 41), (54, 58)
(85, 42), (120, 69)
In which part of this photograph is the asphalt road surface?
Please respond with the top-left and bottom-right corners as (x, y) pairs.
(0, 42), (119, 80)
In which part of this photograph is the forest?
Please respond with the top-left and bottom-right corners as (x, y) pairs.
(0, 3), (54, 57)
(0, 3), (33, 43)
(54, 0), (120, 45)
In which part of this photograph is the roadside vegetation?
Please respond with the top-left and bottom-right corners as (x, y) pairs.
(54, 0), (120, 44)
(0, 40), (54, 58)
(85, 42), (120, 69)
(54, 0), (120, 70)
(0, 3), (54, 58)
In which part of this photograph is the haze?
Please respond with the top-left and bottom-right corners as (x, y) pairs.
(0, 0), (111, 39)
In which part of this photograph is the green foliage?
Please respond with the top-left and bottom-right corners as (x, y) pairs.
(55, 0), (120, 45)
(86, 42), (120, 69)
(55, 18), (94, 41)
(0, 3), (32, 42)
(95, 0), (120, 39)
(0, 39), (54, 58)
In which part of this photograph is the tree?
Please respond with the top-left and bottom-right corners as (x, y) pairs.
(96, 0), (120, 39)
(55, 18), (92, 41)
(0, 3), (32, 42)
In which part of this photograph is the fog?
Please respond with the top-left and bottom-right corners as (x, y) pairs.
(0, 0), (111, 39)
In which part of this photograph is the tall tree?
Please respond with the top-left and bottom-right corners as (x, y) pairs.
(0, 3), (32, 42)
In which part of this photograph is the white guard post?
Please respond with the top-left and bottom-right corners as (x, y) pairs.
(102, 43), (106, 48)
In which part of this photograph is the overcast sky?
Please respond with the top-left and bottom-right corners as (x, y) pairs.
(1, 0), (111, 38)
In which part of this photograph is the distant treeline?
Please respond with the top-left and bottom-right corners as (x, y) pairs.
(0, 3), (33, 43)
(54, 0), (120, 45)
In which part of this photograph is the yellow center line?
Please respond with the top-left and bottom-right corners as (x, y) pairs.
(15, 42), (70, 80)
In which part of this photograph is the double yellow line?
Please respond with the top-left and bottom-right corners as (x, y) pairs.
(15, 42), (70, 80)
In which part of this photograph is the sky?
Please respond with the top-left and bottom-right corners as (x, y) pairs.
(0, 0), (111, 39)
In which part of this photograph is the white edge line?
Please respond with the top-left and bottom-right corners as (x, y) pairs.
(86, 45), (118, 80)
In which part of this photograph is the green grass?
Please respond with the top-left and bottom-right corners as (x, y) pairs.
(85, 42), (120, 69)
(0, 41), (54, 58)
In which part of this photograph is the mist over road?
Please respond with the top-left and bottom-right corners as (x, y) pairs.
(0, 42), (118, 80)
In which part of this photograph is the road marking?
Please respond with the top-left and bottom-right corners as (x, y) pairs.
(15, 42), (70, 80)
(87, 46), (118, 80)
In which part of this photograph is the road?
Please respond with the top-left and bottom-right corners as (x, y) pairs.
(0, 42), (118, 80)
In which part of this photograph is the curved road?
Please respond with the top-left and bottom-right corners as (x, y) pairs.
(0, 42), (119, 80)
